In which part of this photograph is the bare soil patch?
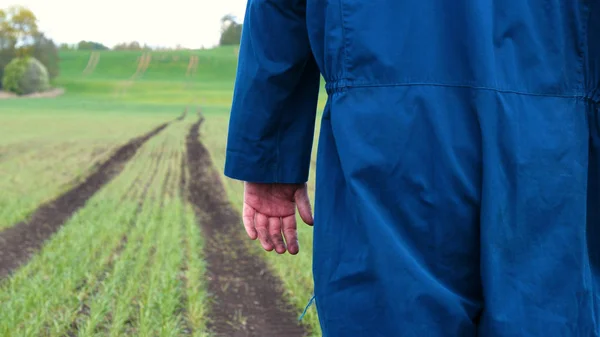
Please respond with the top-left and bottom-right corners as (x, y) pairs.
(0, 88), (65, 100)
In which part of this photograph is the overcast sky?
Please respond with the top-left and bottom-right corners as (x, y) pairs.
(3, 0), (248, 49)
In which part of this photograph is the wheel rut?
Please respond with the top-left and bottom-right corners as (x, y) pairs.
(0, 121), (170, 279)
(185, 116), (307, 337)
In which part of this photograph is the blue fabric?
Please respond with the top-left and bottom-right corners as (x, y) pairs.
(225, 0), (600, 336)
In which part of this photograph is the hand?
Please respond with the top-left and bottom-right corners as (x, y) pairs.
(242, 182), (314, 255)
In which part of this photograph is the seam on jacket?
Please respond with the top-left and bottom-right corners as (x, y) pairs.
(325, 81), (587, 99)
(580, 0), (591, 99)
(339, 0), (349, 83)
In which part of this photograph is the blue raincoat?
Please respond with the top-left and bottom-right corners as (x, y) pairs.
(225, 0), (600, 335)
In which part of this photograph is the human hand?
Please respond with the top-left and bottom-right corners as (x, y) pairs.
(242, 182), (314, 255)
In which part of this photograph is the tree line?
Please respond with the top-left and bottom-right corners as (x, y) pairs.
(62, 15), (243, 51)
(60, 41), (153, 51)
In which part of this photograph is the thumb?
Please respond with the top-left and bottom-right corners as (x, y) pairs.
(295, 184), (314, 226)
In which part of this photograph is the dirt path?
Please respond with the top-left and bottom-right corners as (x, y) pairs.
(0, 121), (170, 279)
(0, 88), (65, 100)
(0, 91), (16, 99)
(184, 57), (199, 107)
(185, 116), (307, 337)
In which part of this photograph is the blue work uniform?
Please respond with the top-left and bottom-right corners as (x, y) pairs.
(224, 0), (600, 336)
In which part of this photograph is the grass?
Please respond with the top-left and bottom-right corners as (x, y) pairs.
(0, 45), (327, 336)
(0, 116), (210, 336)
(0, 106), (176, 230)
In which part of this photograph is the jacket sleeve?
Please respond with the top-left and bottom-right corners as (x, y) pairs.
(224, 0), (321, 184)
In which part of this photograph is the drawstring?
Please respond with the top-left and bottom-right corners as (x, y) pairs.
(298, 294), (316, 321)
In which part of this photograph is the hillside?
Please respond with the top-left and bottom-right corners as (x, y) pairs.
(53, 47), (240, 106)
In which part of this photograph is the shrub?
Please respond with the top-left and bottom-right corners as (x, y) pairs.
(2, 56), (49, 95)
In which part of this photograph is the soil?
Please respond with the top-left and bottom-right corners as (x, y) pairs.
(185, 116), (308, 337)
(0, 91), (16, 99)
(0, 122), (169, 279)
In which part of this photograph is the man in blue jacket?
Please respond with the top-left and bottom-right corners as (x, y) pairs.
(224, 0), (600, 335)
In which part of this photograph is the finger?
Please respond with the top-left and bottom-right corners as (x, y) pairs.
(255, 213), (273, 251)
(269, 217), (286, 254)
(282, 215), (299, 255)
(295, 185), (314, 226)
(242, 202), (258, 240)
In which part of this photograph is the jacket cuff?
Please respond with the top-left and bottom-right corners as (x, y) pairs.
(224, 149), (309, 184)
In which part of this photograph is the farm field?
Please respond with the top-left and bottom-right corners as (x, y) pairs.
(0, 47), (327, 336)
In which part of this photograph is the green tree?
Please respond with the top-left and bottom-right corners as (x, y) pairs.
(113, 41), (144, 51)
(0, 9), (16, 89)
(0, 6), (41, 88)
(77, 40), (109, 50)
(5, 6), (38, 57)
(219, 14), (242, 46)
(0, 9), (16, 48)
(2, 56), (49, 95)
(0, 6), (61, 88)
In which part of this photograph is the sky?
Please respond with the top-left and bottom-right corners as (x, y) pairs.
(2, 0), (248, 49)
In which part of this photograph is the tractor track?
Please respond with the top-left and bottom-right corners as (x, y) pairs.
(185, 116), (307, 337)
(83, 51), (100, 75)
(186, 55), (199, 78)
(115, 52), (152, 97)
(0, 121), (171, 280)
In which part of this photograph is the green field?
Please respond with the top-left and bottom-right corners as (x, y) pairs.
(0, 47), (326, 336)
